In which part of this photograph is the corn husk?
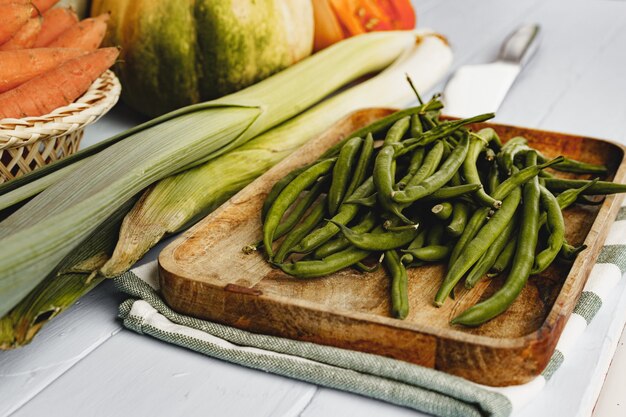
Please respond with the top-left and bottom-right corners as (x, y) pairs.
(100, 31), (453, 276)
(0, 31), (416, 317)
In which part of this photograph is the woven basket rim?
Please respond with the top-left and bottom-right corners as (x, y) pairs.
(0, 70), (121, 150)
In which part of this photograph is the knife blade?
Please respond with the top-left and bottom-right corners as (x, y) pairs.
(442, 24), (540, 118)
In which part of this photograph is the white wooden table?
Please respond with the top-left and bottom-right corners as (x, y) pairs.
(2, 0), (626, 416)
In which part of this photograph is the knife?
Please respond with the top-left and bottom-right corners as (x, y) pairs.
(442, 24), (540, 118)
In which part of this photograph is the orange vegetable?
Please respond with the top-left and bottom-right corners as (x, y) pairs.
(0, 3), (34, 45)
(313, 0), (416, 51)
(0, 47), (119, 119)
(0, 48), (88, 93)
(32, 0), (59, 15)
(34, 7), (79, 47)
(48, 13), (110, 50)
(0, 17), (42, 51)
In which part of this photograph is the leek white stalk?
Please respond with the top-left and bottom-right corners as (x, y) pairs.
(0, 31), (416, 317)
(100, 30), (453, 276)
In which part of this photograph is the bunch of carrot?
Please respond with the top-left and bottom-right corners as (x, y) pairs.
(0, 0), (119, 119)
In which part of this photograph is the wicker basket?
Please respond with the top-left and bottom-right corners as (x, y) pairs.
(0, 70), (121, 184)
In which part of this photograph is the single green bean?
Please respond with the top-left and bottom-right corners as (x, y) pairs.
(531, 185), (565, 274)
(331, 221), (418, 251)
(345, 133), (374, 198)
(262, 165), (308, 221)
(263, 158), (335, 258)
(424, 184), (482, 201)
(543, 178), (626, 195)
(537, 154), (608, 175)
(487, 163), (500, 195)
(373, 145), (412, 223)
(344, 193), (377, 207)
(463, 131), (502, 209)
(432, 202), (453, 220)
(277, 246), (370, 278)
(393, 134), (470, 204)
(435, 186), (523, 306)
(410, 113), (423, 137)
(328, 137), (363, 215)
(560, 242), (587, 260)
(401, 245), (450, 262)
(497, 136), (528, 175)
(397, 147), (426, 189)
(446, 202), (469, 237)
(384, 249), (409, 319)
(274, 196), (327, 263)
(404, 141), (445, 189)
(384, 116), (411, 145)
(354, 261), (381, 273)
(426, 222), (445, 246)
(292, 177), (374, 253)
(451, 164), (540, 325)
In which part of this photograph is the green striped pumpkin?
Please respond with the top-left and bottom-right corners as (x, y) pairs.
(91, 0), (314, 116)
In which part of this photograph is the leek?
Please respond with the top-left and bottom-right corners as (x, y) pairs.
(100, 31), (452, 276)
(0, 31), (416, 317)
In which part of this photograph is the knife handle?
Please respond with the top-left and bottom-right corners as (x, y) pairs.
(499, 24), (540, 66)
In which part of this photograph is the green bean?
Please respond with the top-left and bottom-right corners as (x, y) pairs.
(484, 148), (496, 163)
(465, 213), (518, 288)
(396, 147), (426, 189)
(424, 184), (482, 201)
(492, 156), (564, 200)
(432, 202), (453, 220)
(262, 165), (308, 221)
(463, 131), (502, 209)
(263, 158), (335, 258)
(383, 221), (420, 232)
(384, 249), (409, 319)
(331, 221), (417, 251)
(446, 202), (469, 237)
(328, 137), (362, 215)
(384, 116), (410, 145)
(354, 261), (381, 273)
(543, 178), (626, 195)
(497, 136), (528, 175)
(531, 185), (565, 274)
(313, 211), (377, 258)
(274, 196), (327, 263)
(426, 222), (445, 246)
(560, 242), (587, 260)
(488, 238), (516, 277)
(448, 206), (489, 265)
(277, 246), (370, 278)
(435, 186), (522, 306)
(344, 193), (377, 207)
(410, 113), (423, 137)
(292, 177), (374, 253)
(393, 133), (470, 204)
(538, 169), (554, 178)
(577, 195), (605, 205)
(401, 245), (450, 262)
(486, 163), (500, 195)
(373, 145), (412, 223)
(537, 154), (608, 175)
(274, 178), (327, 240)
(451, 164), (540, 325)
(400, 229), (428, 264)
(345, 133), (374, 198)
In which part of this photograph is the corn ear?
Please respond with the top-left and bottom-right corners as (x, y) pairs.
(100, 31), (452, 276)
(0, 31), (417, 317)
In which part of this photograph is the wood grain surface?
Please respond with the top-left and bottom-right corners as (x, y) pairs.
(159, 108), (626, 386)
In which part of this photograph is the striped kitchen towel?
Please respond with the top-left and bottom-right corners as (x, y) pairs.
(114, 196), (626, 417)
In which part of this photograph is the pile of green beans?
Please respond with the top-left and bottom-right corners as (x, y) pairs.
(259, 96), (626, 324)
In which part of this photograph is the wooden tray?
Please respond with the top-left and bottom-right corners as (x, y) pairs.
(159, 109), (626, 387)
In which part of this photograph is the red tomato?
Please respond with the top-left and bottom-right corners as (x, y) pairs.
(313, 0), (416, 51)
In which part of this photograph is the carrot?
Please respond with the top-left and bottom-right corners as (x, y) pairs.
(0, 48), (88, 93)
(0, 47), (119, 119)
(47, 13), (110, 50)
(34, 7), (79, 47)
(0, 17), (42, 51)
(0, 3), (34, 45)
(32, 0), (59, 15)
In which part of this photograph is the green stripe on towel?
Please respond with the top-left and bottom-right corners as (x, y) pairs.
(597, 245), (626, 273)
(573, 291), (603, 324)
(541, 349), (564, 381)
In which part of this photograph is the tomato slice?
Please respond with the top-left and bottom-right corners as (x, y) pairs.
(313, 0), (416, 51)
